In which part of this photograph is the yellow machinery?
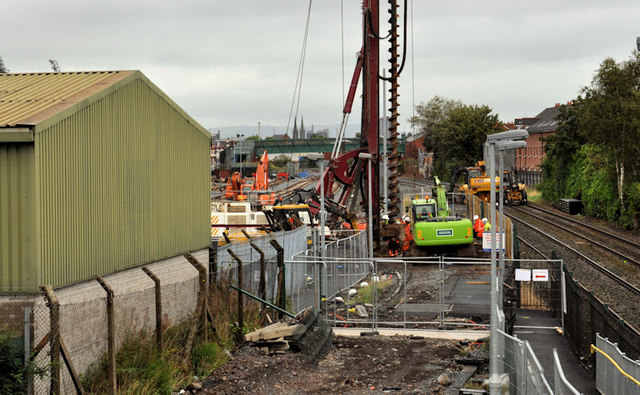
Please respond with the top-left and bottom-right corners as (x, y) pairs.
(449, 161), (500, 202)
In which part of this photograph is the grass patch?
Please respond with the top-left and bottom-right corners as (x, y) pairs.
(527, 187), (543, 203)
(354, 277), (392, 304)
(82, 280), (264, 393)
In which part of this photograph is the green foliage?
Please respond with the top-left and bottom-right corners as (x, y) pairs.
(245, 135), (260, 141)
(409, 95), (462, 137)
(271, 154), (291, 168)
(422, 102), (502, 179)
(355, 278), (391, 304)
(542, 51), (640, 228)
(192, 342), (226, 378)
(541, 101), (587, 203)
(566, 144), (619, 220)
(0, 328), (49, 394)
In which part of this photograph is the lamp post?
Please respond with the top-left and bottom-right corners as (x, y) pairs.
(485, 130), (528, 394)
(495, 140), (528, 309)
(307, 153), (326, 258)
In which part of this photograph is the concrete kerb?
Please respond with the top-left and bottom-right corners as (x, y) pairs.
(333, 327), (489, 341)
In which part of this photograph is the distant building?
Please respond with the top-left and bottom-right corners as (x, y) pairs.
(514, 104), (565, 185)
(273, 133), (291, 140)
(308, 128), (329, 138)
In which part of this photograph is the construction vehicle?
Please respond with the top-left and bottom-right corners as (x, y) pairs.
(255, 150), (276, 205)
(211, 201), (269, 242)
(224, 171), (245, 200)
(292, 0), (408, 253)
(449, 161), (500, 203)
(502, 169), (527, 205)
(411, 176), (473, 248)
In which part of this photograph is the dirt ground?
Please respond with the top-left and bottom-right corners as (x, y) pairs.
(198, 335), (465, 394)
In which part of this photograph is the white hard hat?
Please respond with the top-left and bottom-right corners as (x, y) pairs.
(482, 217), (488, 223)
(382, 214), (390, 221)
(403, 216), (410, 222)
(473, 215), (479, 221)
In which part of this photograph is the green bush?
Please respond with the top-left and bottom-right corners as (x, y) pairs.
(0, 328), (49, 394)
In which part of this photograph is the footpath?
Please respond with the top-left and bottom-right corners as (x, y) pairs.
(514, 308), (597, 394)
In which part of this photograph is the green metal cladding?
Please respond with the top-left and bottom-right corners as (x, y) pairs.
(0, 71), (211, 292)
(0, 144), (38, 291)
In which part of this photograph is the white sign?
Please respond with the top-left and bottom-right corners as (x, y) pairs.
(532, 269), (549, 282)
(515, 268), (531, 282)
(482, 231), (505, 252)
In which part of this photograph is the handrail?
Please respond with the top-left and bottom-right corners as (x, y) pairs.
(591, 344), (640, 387)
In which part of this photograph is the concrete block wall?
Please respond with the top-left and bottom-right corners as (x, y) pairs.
(0, 249), (209, 394)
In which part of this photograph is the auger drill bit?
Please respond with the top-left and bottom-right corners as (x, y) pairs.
(386, 0), (401, 218)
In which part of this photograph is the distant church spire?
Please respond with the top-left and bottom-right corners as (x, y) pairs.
(300, 116), (306, 140)
(293, 118), (299, 139)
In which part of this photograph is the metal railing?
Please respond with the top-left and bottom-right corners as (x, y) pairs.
(553, 348), (581, 395)
(593, 333), (640, 394)
(498, 329), (553, 394)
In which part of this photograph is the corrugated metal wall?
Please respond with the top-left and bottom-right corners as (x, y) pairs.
(35, 78), (210, 289)
(0, 143), (38, 292)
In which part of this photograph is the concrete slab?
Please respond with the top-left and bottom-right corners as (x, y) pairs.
(333, 327), (489, 341)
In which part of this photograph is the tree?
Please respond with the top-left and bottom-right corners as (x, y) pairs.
(271, 154), (291, 168)
(423, 103), (502, 178)
(245, 135), (260, 141)
(541, 101), (586, 202)
(580, 52), (640, 226)
(408, 96), (462, 137)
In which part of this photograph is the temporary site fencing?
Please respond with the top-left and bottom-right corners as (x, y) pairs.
(499, 329), (553, 394)
(553, 349), (581, 395)
(593, 333), (640, 394)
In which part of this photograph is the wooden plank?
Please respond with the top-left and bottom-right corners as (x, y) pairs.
(257, 325), (301, 341)
(60, 335), (86, 395)
(32, 332), (50, 357)
(244, 322), (288, 342)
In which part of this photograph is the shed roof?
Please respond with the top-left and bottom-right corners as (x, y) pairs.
(0, 70), (209, 139)
(0, 71), (132, 127)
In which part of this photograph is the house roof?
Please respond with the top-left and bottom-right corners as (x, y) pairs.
(527, 106), (562, 134)
(0, 71), (132, 127)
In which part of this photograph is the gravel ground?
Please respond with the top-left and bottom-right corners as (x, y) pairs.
(197, 336), (465, 394)
(513, 211), (640, 331)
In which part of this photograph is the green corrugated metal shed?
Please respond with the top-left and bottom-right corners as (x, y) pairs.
(0, 71), (211, 293)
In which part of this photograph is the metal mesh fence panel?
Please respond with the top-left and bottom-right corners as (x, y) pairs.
(595, 333), (640, 394)
(563, 266), (640, 371)
(500, 329), (525, 394)
(524, 341), (553, 394)
(497, 329), (553, 394)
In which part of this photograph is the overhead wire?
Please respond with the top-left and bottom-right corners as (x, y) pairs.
(411, 0), (415, 133)
(286, 0), (313, 134)
(341, 0), (345, 106)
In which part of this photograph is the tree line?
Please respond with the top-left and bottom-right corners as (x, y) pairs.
(542, 51), (640, 229)
(408, 51), (640, 229)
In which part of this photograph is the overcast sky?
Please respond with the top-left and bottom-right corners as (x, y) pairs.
(4, 1), (640, 137)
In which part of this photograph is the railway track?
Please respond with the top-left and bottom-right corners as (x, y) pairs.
(510, 204), (640, 267)
(510, 214), (640, 296)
